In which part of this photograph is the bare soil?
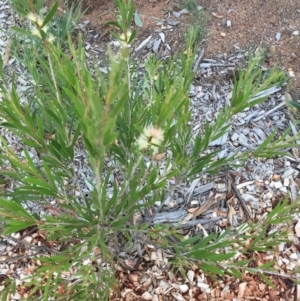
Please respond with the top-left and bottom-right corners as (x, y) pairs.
(199, 0), (300, 96)
(48, 0), (300, 97)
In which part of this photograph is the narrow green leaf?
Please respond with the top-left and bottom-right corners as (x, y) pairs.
(23, 177), (55, 191)
(0, 199), (34, 220)
(189, 250), (236, 261)
(128, 29), (137, 44)
(200, 262), (224, 275)
(177, 234), (202, 247)
(13, 187), (58, 197)
(36, 0), (45, 14)
(3, 221), (36, 235)
(258, 273), (274, 288)
(205, 240), (235, 251)
(11, 27), (33, 37)
(22, 149), (39, 174)
(288, 100), (300, 112)
(228, 267), (243, 279)
(42, 1), (58, 28)
(111, 215), (130, 227)
(258, 261), (275, 270)
(41, 162), (56, 188)
(106, 21), (123, 31)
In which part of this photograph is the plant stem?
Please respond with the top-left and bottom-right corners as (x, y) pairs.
(95, 159), (103, 222)
(47, 52), (62, 107)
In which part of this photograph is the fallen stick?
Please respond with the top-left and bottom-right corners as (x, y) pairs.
(227, 174), (251, 220)
(192, 48), (204, 73)
(253, 102), (285, 122)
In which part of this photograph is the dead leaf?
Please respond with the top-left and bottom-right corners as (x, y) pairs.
(212, 12), (223, 18)
(189, 197), (220, 217)
(244, 238), (253, 249)
(274, 245), (280, 260)
(27, 265), (36, 273)
(215, 209), (228, 217)
(292, 147), (299, 158)
(227, 176), (233, 195)
(242, 274), (254, 282)
(272, 174), (281, 181)
(124, 258), (137, 270)
(228, 204), (236, 225)
(238, 282), (247, 298)
(57, 283), (66, 295)
(128, 273), (139, 283)
(44, 206), (60, 216)
(187, 270), (195, 285)
(93, 248), (101, 255)
(152, 152), (165, 161)
(181, 212), (194, 223)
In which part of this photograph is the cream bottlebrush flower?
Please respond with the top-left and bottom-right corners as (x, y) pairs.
(144, 126), (164, 144)
(137, 135), (148, 150)
(36, 17), (43, 27)
(31, 27), (42, 38)
(119, 31), (132, 47)
(46, 34), (55, 43)
(27, 12), (43, 27)
(137, 125), (164, 151)
(42, 25), (49, 33)
(27, 12), (38, 23)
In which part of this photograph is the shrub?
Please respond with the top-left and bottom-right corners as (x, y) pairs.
(0, 0), (299, 300)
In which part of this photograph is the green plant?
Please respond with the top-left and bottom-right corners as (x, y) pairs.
(8, 0), (82, 67)
(182, 1), (209, 46)
(0, 0), (299, 300)
(286, 93), (300, 125)
(184, 10), (209, 46)
(183, 0), (197, 12)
